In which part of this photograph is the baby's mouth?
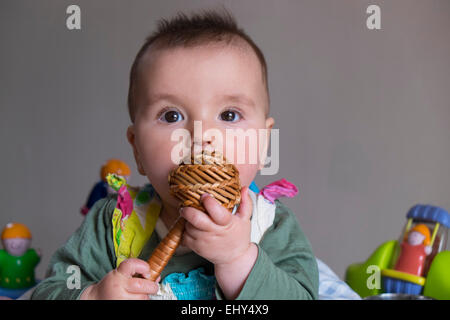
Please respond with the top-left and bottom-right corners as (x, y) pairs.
(179, 149), (225, 165)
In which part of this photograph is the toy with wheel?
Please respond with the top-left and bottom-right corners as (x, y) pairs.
(345, 204), (450, 300)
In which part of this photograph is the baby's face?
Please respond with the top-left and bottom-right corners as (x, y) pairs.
(128, 43), (274, 209)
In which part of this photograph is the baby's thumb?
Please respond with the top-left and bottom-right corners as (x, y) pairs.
(236, 186), (253, 220)
(117, 258), (151, 279)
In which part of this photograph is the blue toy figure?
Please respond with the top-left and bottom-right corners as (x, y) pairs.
(81, 159), (131, 216)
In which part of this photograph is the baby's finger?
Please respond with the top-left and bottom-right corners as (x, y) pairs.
(180, 206), (214, 231)
(126, 278), (159, 295)
(185, 220), (209, 240)
(236, 186), (253, 221)
(201, 193), (232, 226)
(181, 229), (196, 249)
(117, 258), (151, 279)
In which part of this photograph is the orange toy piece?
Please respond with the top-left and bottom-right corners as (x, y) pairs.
(147, 151), (241, 281)
(1, 223), (32, 240)
(100, 159), (131, 182)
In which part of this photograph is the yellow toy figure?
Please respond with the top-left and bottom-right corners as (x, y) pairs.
(0, 223), (40, 299)
(80, 159), (131, 216)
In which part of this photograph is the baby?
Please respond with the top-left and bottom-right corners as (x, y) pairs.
(31, 9), (318, 300)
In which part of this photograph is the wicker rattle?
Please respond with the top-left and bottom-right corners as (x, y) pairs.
(146, 151), (241, 281)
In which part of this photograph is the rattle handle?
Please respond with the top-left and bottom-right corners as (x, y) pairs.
(147, 217), (186, 281)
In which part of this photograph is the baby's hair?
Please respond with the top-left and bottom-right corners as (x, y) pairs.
(127, 8), (269, 123)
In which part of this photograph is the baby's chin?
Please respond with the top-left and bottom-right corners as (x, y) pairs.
(234, 163), (259, 187)
(153, 185), (181, 208)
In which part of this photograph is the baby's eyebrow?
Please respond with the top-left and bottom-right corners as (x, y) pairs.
(146, 92), (256, 109)
(146, 93), (182, 106)
(221, 94), (255, 109)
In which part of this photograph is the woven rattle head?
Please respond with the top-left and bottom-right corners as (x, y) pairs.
(168, 151), (241, 212)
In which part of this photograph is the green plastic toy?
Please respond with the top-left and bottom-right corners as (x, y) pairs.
(345, 204), (450, 300)
(0, 223), (40, 299)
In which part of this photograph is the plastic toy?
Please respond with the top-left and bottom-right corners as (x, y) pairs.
(0, 223), (40, 299)
(346, 204), (450, 300)
(81, 159), (131, 215)
(147, 150), (241, 281)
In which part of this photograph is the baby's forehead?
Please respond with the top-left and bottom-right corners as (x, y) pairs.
(133, 39), (270, 118)
(140, 38), (264, 79)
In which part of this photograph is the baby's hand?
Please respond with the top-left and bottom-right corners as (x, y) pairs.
(180, 186), (253, 266)
(80, 258), (160, 300)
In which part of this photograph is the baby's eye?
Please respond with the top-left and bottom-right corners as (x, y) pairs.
(220, 109), (242, 122)
(158, 108), (184, 123)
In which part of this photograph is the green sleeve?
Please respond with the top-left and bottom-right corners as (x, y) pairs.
(31, 197), (117, 300)
(218, 199), (319, 300)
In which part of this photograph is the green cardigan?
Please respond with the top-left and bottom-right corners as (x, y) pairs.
(31, 196), (318, 300)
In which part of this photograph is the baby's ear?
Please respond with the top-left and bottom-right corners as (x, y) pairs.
(126, 125), (146, 175)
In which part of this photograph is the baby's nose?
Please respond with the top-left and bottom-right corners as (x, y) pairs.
(193, 136), (212, 146)
(188, 120), (221, 156)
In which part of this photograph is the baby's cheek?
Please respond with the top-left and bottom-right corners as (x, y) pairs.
(145, 164), (180, 202)
(140, 139), (176, 171)
(235, 163), (259, 188)
(223, 129), (267, 166)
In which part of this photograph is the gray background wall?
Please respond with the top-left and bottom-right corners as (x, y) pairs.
(1, 0), (449, 281)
